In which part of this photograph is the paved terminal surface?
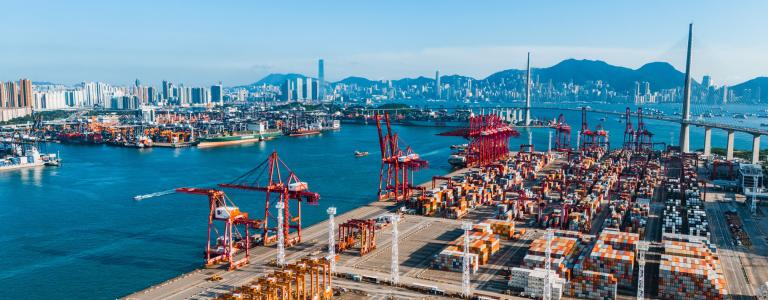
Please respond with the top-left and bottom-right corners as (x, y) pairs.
(124, 167), (529, 300)
(705, 186), (767, 299)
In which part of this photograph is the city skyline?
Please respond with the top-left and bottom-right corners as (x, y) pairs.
(2, 1), (768, 86)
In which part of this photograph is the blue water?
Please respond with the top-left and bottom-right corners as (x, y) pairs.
(0, 108), (765, 299)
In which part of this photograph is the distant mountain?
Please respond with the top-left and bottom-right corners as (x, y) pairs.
(484, 59), (693, 92)
(246, 73), (307, 87)
(393, 76), (434, 87)
(336, 76), (376, 87)
(730, 77), (768, 101)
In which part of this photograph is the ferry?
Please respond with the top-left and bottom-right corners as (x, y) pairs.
(198, 130), (282, 148)
(354, 150), (369, 157)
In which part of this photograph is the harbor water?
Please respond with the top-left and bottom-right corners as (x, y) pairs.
(0, 108), (766, 299)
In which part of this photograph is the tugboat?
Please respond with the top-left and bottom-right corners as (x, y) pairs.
(354, 150), (369, 157)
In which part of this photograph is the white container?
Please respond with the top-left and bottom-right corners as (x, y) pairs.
(215, 206), (239, 219)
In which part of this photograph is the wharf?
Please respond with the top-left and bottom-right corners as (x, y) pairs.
(124, 168), (526, 300)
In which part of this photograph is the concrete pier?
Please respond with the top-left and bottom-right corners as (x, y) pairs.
(752, 134), (761, 164)
(704, 127), (712, 157)
(727, 130), (735, 161)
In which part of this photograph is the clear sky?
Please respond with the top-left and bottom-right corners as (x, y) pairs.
(2, 0), (767, 87)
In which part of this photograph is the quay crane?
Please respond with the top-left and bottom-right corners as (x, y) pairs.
(219, 151), (320, 247)
(554, 113), (571, 151)
(174, 188), (261, 270)
(623, 107), (636, 150)
(465, 114), (518, 167)
(635, 108), (654, 151)
(375, 112), (428, 201)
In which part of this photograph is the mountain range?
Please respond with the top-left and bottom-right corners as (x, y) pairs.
(240, 59), (768, 100)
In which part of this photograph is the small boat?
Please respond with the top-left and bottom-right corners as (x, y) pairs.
(450, 144), (468, 150)
(354, 150), (369, 157)
(761, 123), (768, 127)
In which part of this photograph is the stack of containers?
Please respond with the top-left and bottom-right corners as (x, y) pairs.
(658, 253), (727, 299)
(525, 268), (565, 300)
(479, 219), (515, 239)
(432, 247), (479, 274)
(584, 231), (637, 289)
(564, 269), (618, 300)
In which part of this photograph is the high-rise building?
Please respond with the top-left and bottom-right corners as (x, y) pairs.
(0, 82), (6, 108)
(702, 75), (712, 88)
(211, 83), (223, 103)
(318, 59), (325, 100)
(162, 80), (170, 100)
(722, 85), (728, 104)
(19, 78), (34, 107)
(7, 81), (19, 108)
(296, 78), (304, 100)
(435, 70), (441, 99)
(305, 78), (313, 101)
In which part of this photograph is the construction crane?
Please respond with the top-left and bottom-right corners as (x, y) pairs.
(219, 150), (320, 248)
(554, 113), (571, 151)
(174, 188), (261, 270)
(375, 112), (428, 201)
(637, 241), (649, 300)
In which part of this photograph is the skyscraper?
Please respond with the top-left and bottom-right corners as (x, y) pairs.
(0, 82), (6, 108)
(296, 78), (304, 100)
(162, 80), (170, 100)
(702, 75), (712, 88)
(435, 70), (441, 99)
(211, 83), (223, 103)
(318, 59), (325, 100)
(19, 79), (32, 108)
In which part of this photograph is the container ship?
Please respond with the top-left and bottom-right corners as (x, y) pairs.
(0, 142), (60, 171)
(197, 130), (281, 148)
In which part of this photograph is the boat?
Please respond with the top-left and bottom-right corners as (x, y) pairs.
(354, 150), (369, 157)
(450, 144), (468, 150)
(448, 154), (467, 167)
(198, 130), (282, 148)
(761, 123), (768, 127)
(0, 144), (60, 171)
(286, 128), (321, 137)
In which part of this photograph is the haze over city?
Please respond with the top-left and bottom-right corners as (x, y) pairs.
(2, 0), (768, 86)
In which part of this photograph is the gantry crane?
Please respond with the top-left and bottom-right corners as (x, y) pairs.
(623, 107), (635, 150)
(375, 112), (428, 201)
(174, 188), (261, 270)
(465, 114), (519, 167)
(554, 114), (571, 152)
(219, 151), (320, 248)
(635, 108), (653, 151)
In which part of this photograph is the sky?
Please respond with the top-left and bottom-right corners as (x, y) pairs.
(1, 0), (767, 87)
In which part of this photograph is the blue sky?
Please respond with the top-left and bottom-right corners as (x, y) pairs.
(1, 0), (767, 86)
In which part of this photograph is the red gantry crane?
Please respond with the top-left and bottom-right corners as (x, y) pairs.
(554, 113), (571, 152)
(375, 112), (428, 201)
(219, 151), (320, 247)
(465, 114), (519, 167)
(635, 107), (654, 151)
(174, 188), (261, 270)
(623, 107), (635, 150)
